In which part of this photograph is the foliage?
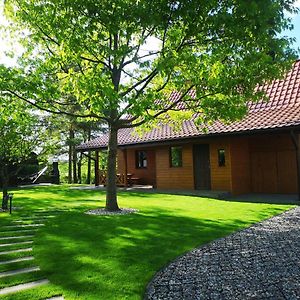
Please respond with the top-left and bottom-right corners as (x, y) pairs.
(1, 0), (298, 210)
(0, 185), (294, 299)
(0, 93), (41, 208)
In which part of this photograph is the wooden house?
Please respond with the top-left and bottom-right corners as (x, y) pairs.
(77, 61), (300, 196)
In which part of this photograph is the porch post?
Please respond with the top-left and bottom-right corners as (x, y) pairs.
(95, 150), (100, 186)
(123, 149), (128, 187)
(291, 130), (300, 201)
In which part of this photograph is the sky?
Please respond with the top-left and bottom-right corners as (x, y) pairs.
(1, 2), (300, 66)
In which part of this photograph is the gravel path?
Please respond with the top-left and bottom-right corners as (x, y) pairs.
(145, 207), (300, 300)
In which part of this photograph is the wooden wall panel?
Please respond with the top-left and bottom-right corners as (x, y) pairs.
(251, 151), (278, 193)
(277, 150), (297, 193)
(117, 149), (125, 173)
(249, 134), (297, 194)
(114, 132), (297, 194)
(126, 148), (156, 185)
(209, 140), (232, 191)
(230, 137), (251, 195)
(156, 145), (194, 189)
(117, 148), (156, 185)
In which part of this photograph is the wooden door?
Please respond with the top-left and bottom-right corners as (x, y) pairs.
(193, 144), (211, 190)
(251, 151), (277, 193)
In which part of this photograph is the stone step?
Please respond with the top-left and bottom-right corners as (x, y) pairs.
(34, 209), (65, 212)
(12, 220), (45, 224)
(0, 279), (49, 295)
(0, 266), (40, 278)
(0, 256), (34, 265)
(18, 215), (55, 219)
(1, 229), (38, 234)
(0, 248), (32, 255)
(0, 241), (33, 247)
(0, 235), (34, 241)
(2, 224), (44, 228)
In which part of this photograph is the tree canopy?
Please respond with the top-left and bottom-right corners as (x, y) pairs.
(1, 0), (298, 210)
(0, 92), (40, 208)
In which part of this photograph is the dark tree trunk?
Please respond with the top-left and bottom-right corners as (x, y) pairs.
(77, 153), (82, 184)
(105, 125), (119, 211)
(72, 147), (77, 183)
(68, 129), (73, 184)
(86, 128), (92, 184)
(86, 151), (91, 184)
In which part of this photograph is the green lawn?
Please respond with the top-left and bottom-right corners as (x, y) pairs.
(0, 185), (295, 299)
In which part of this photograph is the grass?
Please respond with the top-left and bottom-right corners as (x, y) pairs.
(0, 185), (296, 299)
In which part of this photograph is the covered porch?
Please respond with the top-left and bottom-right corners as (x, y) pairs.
(79, 147), (156, 188)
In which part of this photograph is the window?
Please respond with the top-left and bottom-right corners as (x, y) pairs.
(218, 149), (225, 167)
(136, 151), (147, 168)
(170, 146), (183, 167)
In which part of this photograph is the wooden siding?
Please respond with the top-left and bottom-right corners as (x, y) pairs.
(114, 132), (298, 194)
(156, 145), (194, 189)
(248, 134), (297, 193)
(117, 148), (156, 186)
(230, 137), (251, 195)
(156, 141), (232, 191)
(209, 140), (232, 191)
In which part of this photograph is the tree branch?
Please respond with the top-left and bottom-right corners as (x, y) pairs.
(4, 90), (109, 121)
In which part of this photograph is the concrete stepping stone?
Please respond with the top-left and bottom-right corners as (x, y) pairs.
(0, 235), (34, 241)
(0, 248), (32, 255)
(11, 220), (45, 224)
(0, 241), (33, 247)
(0, 266), (40, 278)
(46, 296), (64, 300)
(2, 224), (44, 228)
(0, 278), (49, 295)
(0, 256), (34, 265)
(1, 228), (38, 233)
(18, 215), (55, 219)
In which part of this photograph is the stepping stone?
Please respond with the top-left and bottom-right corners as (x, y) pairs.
(0, 256), (34, 265)
(1, 229), (38, 233)
(0, 279), (49, 295)
(18, 215), (55, 219)
(0, 235), (34, 241)
(0, 241), (33, 247)
(0, 266), (40, 278)
(0, 248), (32, 255)
(12, 220), (45, 224)
(2, 224), (44, 228)
(46, 296), (64, 300)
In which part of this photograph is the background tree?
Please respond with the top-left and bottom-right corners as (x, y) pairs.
(1, 0), (297, 211)
(0, 93), (40, 209)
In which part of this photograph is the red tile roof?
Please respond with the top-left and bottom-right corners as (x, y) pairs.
(78, 61), (300, 150)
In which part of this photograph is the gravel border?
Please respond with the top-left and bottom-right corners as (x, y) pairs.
(145, 206), (300, 300)
(85, 208), (139, 216)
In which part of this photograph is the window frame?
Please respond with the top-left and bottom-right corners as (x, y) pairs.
(218, 148), (226, 167)
(169, 146), (183, 168)
(135, 150), (148, 169)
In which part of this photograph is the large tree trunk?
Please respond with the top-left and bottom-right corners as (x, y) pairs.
(105, 125), (119, 211)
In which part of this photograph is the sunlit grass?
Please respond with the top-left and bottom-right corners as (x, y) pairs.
(0, 185), (295, 299)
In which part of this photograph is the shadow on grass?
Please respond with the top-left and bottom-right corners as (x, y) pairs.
(33, 204), (287, 300)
